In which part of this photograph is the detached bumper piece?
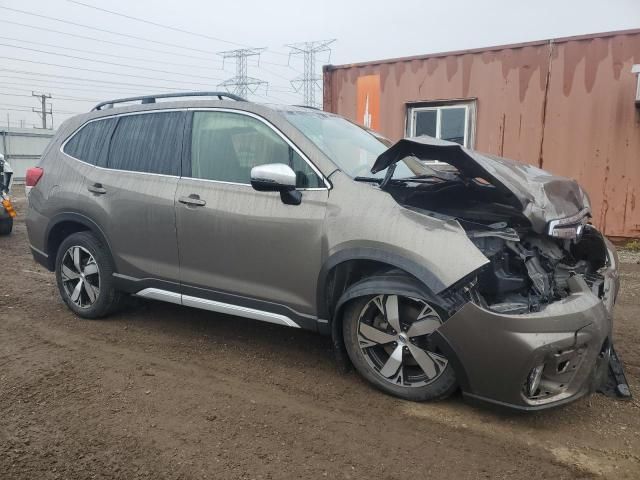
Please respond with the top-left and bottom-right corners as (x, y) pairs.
(597, 344), (632, 399)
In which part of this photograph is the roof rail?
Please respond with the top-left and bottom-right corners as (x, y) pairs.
(92, 91), (247, 111)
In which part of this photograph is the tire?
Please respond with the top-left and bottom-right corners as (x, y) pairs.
(55, 231), (125, 319)
(342, 293), (457, 402)
(0, 217), (12, 235)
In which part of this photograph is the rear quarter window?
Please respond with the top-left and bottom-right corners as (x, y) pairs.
(63, 117), (117, 166)
(108, 111), (184, 176)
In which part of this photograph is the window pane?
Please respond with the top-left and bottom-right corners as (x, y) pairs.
(108, 112), (183, 175)
(284, 111), (417, 179)
(64, 118), (116, 165)
(191, 111), (323, 188)
(414, 110), (437, 137)
(440, 108), (466, 145)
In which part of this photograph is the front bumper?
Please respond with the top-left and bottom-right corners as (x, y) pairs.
(438, 274), (616, 410)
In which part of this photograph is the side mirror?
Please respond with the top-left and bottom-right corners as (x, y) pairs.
(250, 163), (301, 205)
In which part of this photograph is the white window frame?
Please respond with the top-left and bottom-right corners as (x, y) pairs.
(406, 100), (476, 150)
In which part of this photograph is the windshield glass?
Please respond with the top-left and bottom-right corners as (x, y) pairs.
(283, 111), (419, 179)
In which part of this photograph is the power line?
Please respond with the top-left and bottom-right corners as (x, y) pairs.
(0, 5), (219, 55)
(0, 55), (223, 89)
(65, 0), (292, 59)
(0, 69), (193, 92)
(286, 40), (335, 108)
(66, 0), (249, 49)
(0, 75), (170, 97)
(0, 19), (220, 63)
(0, 34), (224, 72)
(0, 69), (297, 101)
(0, 42), (225, 82)
(0, 104), (79, 115)
(0, 90), (98, 103)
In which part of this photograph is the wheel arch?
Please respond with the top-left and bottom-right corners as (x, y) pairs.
(316, 248), (448, 327)
(44, 212), (112, 271)
(321, 257), (471, 391)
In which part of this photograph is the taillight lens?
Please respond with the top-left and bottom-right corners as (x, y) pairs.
(25, 167), (44, 187)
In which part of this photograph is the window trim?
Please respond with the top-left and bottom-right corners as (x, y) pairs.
(185, 108), (331, 191)
(406, 100), (476, 150)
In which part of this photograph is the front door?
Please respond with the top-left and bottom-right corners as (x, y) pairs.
(175, 110), (328, 323)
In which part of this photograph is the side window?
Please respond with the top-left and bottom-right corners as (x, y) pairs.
(108, 112), (183, 176)
(406, 100), (476, 149)
(190, 111), (323, 188)
(63, 118), (117, 166)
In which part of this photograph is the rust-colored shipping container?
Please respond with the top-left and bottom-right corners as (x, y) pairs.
(323, 29), (640, 240)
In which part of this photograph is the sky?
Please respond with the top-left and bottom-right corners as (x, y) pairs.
(0, 0), (638, 129)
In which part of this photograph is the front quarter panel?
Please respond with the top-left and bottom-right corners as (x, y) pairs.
(323, 173), (489, 294)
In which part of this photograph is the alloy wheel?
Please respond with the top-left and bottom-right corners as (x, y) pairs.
(60, 246), (100, 309)
(357, 294), (448, 387)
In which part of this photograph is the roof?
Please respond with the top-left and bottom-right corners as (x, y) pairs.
(323, 28), (640, 71)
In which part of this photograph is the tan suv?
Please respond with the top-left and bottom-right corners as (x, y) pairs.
(26, 92), (626, 410)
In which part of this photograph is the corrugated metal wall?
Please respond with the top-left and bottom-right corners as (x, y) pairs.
(323, 30), (640, 239)
(0, 128), (54, 180)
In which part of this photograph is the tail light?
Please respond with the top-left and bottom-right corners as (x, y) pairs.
(25, 167), (44, 187)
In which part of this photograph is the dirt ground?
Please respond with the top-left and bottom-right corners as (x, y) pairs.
(1, 186), (640, 480)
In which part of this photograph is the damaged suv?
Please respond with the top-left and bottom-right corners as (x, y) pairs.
(26, 93), (623, 410)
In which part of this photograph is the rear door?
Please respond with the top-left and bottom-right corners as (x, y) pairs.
(77, 110), (185, 288)
(175, 109), (328, 322)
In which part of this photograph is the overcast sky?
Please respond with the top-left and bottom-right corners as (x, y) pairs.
(0, 0), (638, 129)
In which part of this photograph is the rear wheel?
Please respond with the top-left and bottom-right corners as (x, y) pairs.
(343, 293), (457, 401)
(55, 232), (125, 319)
(0, 217), (12, 235)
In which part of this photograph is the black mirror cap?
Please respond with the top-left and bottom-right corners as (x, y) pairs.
(250, 178), (296, 193)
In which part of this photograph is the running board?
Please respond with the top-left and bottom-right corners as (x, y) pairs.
(135, 288), (300, 328)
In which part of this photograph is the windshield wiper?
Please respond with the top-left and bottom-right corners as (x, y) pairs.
(354, 176), (383, 183)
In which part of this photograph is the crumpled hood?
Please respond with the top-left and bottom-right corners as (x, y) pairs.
(372, 136), (591, 234)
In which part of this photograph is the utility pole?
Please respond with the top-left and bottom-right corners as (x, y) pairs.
(286, 40), (335, 108)
(32, 92), (52, 129)
(218, 48), (268, 99)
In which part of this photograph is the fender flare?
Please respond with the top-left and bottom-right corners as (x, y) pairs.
(331, 270), (471, 391)
(316, 247), (448, 322)
(43, 212), (113, 270)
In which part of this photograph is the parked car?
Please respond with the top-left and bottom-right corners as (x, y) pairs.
(25, 92), (624, 410)
(0, 153), (16, 235)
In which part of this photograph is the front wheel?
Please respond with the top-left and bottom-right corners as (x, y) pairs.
(55, 232), (125, 319)
(343, 294), (457, 401)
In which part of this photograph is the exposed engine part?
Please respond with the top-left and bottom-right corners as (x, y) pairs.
(468, 227), (607, 314)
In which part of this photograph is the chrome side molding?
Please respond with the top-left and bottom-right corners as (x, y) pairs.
(135, 288), (300, 328)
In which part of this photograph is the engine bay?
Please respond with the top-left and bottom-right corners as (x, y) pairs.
(467, 226), (607, 314)
(387, 177), (609, 314)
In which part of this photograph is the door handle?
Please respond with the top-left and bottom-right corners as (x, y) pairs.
(87, 183), (106, 194)
(179, 194), (206, 207)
